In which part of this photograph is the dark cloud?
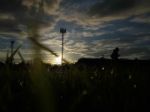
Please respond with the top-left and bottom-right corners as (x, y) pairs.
(120, 47), (150, 59)
(0, 0), (59, 32)
(88, 0), (150, 16)
(0, 19), (20, 33)
(0, 0), (62, 60)
(0, 0), (59, 12)
(58, 0), (98, 17)
(0, 0), (24, 13)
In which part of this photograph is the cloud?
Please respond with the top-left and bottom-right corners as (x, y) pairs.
(46, 0), (144, 30)
(89, 37), (150, 59)
(0, 0), (62, 60)
(0, 0), (60, 33)
(0, 19), (19, 33)
(130, 13), (150, 24)
(88, 0), (150, 17)
(0, 0), (24, 13)
(0, 0), (150, 62)
(56, 0), (150, 27)
(88, 0), (136, 15)
(50, 13), (150, 60)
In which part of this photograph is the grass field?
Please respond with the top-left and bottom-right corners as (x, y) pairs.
(0, 59), (150, 112)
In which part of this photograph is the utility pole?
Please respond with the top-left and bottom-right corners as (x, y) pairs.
(60, 28), (66, 65)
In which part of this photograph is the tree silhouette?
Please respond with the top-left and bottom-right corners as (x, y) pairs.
(111, 47), (120, 60)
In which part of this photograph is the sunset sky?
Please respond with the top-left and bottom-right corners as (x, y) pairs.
(0, 0), (150, 64)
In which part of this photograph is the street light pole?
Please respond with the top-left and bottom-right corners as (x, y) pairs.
(60, 28), (66, 65)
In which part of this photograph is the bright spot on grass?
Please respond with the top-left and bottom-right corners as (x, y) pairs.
(133, 84), (137, 88)
(90, 76), (94, 80)
(129, 75), (132, 79)
(102, 67), (105, 70)
(110, 69), (114, 74)
(82, 90), (87, 95)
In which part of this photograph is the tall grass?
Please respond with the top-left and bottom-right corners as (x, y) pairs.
(0, 60), (149, 112)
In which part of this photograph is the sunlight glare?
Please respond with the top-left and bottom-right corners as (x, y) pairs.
(55, 56), (62, 65)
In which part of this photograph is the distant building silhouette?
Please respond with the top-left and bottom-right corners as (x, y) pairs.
(111, 47), (120, 60)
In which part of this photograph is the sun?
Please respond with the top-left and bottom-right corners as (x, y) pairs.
(55, 56), (62, 65)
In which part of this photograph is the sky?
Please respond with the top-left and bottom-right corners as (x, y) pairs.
(0, 0), (150, 64)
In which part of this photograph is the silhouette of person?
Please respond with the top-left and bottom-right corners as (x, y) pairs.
(111, 47), (120, 60)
